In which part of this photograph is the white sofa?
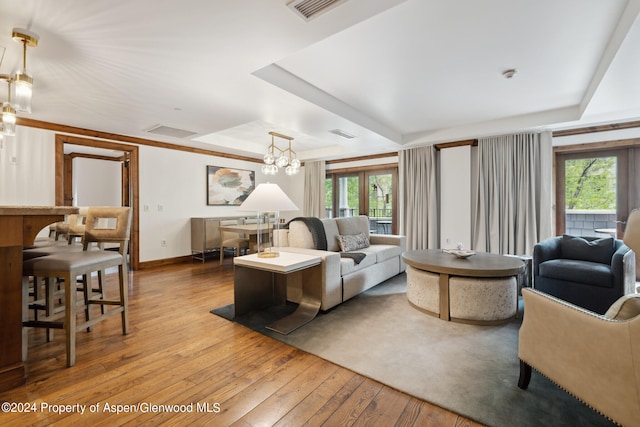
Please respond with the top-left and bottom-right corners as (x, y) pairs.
(275, 215), (406, 311)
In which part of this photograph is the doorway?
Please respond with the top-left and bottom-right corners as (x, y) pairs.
(326, 167), (398, 234)
(556, 149), (629, 238)
(55, 135), (140, 270)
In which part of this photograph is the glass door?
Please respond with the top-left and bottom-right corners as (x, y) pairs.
(326, 168), (398, 234)
(368, 172), (394, 234)
(337, 174), (360, 217)
(556, 150), (628, 238)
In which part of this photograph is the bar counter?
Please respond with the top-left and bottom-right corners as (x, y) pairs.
(0, 206), (78, 391)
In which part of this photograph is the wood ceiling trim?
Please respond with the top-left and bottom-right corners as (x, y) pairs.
(17, 118), (263, 163)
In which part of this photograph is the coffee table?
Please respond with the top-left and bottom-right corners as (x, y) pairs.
(233, 252), (322, 334)
(402, 249), (524, 325)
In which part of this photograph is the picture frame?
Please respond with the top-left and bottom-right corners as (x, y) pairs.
(206, 166), (255, 206)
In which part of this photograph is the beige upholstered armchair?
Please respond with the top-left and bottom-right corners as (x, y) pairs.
(518, 289), (640, 426)
(518, 209), (640, 426)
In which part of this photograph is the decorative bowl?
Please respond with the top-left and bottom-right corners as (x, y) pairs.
(443, 249), (476, 258)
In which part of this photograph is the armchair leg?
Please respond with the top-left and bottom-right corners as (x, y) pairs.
(518, 359), (531, 389)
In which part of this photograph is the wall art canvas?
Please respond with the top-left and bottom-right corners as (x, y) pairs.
(207, 166), (255, 206)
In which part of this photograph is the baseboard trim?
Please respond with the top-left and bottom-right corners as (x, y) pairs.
(138, 255), (193, 270)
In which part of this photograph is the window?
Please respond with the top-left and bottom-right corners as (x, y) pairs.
(556, 148), (631, 238)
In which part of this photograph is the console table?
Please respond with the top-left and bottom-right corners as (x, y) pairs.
(0, 206), (78, 392)
(233, 252), (322, 334)
(190, 216), (246, 262)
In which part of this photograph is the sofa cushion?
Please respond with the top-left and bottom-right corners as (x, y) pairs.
(337, 232), (370, 252)
(560, 235), (614, 265)
(362, 244), (403, 263)
(288, 221), (315, 249)
(322, 218), (340, 252)
(336, 216), (370, 237)
(340, 252), (377, 275)
(539, 259), (613, 288)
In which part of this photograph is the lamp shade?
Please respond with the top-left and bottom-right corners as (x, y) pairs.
(624, 209), (640, 253)
(240, 183), (298, 212)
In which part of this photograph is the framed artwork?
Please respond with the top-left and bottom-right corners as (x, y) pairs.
(207, 166), (255, 206)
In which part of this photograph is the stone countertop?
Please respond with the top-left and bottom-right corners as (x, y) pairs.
(0, 206), (79, 215)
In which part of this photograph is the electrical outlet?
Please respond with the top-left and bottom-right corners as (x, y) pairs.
(161, 239), (167, 247)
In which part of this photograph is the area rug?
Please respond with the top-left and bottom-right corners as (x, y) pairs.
(212, 275), (615, 427)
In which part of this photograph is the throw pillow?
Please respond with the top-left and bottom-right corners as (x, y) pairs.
(336, 232), (369, 252)
(560, 235), (615, 265)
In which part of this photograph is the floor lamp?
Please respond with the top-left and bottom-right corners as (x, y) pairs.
(240, 183), (299, 257)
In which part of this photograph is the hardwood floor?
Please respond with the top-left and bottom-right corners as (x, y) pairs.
(1, 260), (485, 426)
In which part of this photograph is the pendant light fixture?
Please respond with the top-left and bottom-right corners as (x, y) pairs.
(262, 131), (301, 176)
(0, 75), (16, 136)
(12, 28), (39, 113)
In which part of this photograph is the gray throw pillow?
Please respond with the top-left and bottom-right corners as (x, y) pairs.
(560, 235), (614, 265)
(336, 232), (370, 252)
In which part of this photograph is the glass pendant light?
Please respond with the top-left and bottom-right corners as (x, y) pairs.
(262, 131), (301, 176)
(11, 29), (39, 114)
(0, 76), (16, 136)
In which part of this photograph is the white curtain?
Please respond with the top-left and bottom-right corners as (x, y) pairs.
(399, 146), (439, 250)
(472, 132), (553, 255)
(303, 160), (326, 217)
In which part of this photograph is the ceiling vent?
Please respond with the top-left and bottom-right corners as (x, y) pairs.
(146, 125), (198, 139)
(329, 129), (356, 139)
(287, 0), (350, 22)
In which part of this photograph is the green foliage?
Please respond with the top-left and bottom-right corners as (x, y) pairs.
(565, 157), (616, 210)
(369, 174), (393, 216)
(325, 173), (394, 217)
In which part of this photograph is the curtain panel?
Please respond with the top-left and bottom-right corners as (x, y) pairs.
(472, 131), (552, 255)
(399, 146), (439, 250)
(303, 160), (326, 217)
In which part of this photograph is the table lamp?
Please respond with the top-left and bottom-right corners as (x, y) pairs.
(239, 182), (299, 257)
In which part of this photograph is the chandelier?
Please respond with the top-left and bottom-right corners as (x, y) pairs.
(0, 28), (39, 137)
(262, 131), (301, 176)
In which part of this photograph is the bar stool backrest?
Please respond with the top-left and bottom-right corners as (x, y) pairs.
(83, 207), (132, 255)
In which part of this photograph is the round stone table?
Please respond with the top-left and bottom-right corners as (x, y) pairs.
(402, 249), (525, 325)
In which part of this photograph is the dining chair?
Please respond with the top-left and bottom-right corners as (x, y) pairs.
(22, 206), (132, 367)
(219, 220), (250, 265)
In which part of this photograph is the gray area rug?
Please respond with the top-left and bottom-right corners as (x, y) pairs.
(212, 274), (614, 427)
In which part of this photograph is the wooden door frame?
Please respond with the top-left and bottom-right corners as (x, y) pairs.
(327, 165), (399, 234)
(555, 148), (629, 237)
(55, 135), (140, 270)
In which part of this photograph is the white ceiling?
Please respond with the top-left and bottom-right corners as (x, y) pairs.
(1, 0), (639, 162)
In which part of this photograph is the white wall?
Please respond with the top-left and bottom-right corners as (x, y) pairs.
(73, 157), (122, 206)
(0, 125), (303, 263)
(439, 146), (471, 249)
(0, 127), (55, 205)
(138, 145), (303, 262)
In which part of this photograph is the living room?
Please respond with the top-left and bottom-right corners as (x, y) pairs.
(1, 1), (640, 425)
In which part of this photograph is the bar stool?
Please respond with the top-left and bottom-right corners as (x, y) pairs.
(23, 207), (89, 336)
(22, 206), (132, 367)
